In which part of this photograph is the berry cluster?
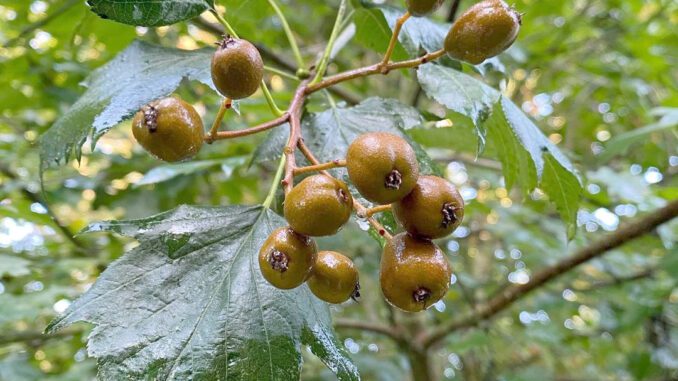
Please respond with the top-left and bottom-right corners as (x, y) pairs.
(259, 132), (464, 312)
(128, 0), (521, 311)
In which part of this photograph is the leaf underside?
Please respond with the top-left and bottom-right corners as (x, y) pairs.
(87, 0), (214, 26)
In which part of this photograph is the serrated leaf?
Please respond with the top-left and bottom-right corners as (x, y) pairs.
(40, 41), (214, 173)
(0, 254), (30, 277)
(485, 97), (582, 236)
(134, 157), (247, 187)
(254, 97), (437, 176)
(47, 205), (358, 380)
(417, 63), (499, 126)
(87, 0), (214, 26)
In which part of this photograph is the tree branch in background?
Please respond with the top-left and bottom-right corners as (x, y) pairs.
(0, 328), (84, 346)
(447, 0), (463, 22)
(420, 199), (678, 348)
(2, 0), (80, 48)
(333, 318), (403, 342)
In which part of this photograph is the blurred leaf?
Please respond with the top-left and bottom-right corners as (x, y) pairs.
(40, 41), (214, 173)
(47, 205), (358, 380)
(601, 107), (678, 162)
(378, 5), (449, 55)
(134, 157), (247, 187)
(0, 254), (30, 277)
(87, 0), (214, 26)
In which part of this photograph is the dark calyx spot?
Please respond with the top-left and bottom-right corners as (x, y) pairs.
(337, 188), (349, 203)
(351, 282), (361, 302)
(412, 287), (431, 303)
(267, 249), (289, 273)
(143, 106), (158, 133)
(441, 203), (459, 228)
(384, 169), (403, 190)
(216, 35), (237, 49)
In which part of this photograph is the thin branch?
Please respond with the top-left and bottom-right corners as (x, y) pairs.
(207, 113), (289, 141)
(306, 49), (446, 94)
(281, 83), (309, 194)
(571, 268), (655, 292)
(0, 328), (83, 346)
(207, 98), (232, 143)
(3, 0), (80, 48)
(293, 159), (346, 175)
(420, 199), (678, 348)
(311, 0), (348, 84)
(333, 318), (402, 340)
(379, 11), (411, 71)
(447, 0), (463, 22)
(266, 0), (305, 69)
(357, 204), (392, 219)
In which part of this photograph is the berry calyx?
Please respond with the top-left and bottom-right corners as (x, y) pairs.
(131, 97), (204, 162)
(346, 132), (420, 204)
(406, 0), (444, 17)
(284, 175), (353, 236)
(211, 36), (264, 100)
(258, 227), (317, 290)
(307, 251), (360, 304)
(392, 175), (465, 239)
(380, 233), (451, 312)
(444, 0), (521, 64)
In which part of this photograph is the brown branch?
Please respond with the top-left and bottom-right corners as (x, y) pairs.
(0, 328), (83, 346)
(571, 268), (655, 292)
(447, 0), (463, 22)
(305, 49), (446, 94)
(281, 82), (309, 194)
(207, 112), (290, 141)
(420, 199), (678, 348)
(333, 318), (402, 341)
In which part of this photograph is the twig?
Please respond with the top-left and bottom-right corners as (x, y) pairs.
(0, 328), (83, 346)
(207, 113), (289, 141)
(571, 268), (655, 292)
(3, 0), (80, 48)
(447, 0), (463, 22)
(293, 159), (346, 175)
(207, 98), (232, 143)
(311, 0), (348, 84)
(357, 204), (392, 219)
(379, 11), (411, 71)
(420, 199), (678, 348)
(281, 83), (309, 194)
(266, 0), (305, 69)
(333, 318), (402, 341)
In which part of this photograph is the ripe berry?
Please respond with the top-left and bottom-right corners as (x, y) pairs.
(406, 0), (444, 17)
(393, 175), (464, 239)
(444, 0), (521, 64)
(211, 36), (264, 100)
(131, 97), (204, 162)
(346, 132), (419, 204)
(284, 175), (353, 236)
(380, 233), (451, 312)
(307, 251), (360, 304)
(258, 227), (317, 289)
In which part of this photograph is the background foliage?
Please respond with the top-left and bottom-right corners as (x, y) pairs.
(1, 0), (677, 380)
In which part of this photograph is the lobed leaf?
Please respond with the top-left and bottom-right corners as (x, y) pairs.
(47, 205), (358, 380)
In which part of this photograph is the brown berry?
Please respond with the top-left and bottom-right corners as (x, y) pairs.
(258, 227), (317, 289)
(211, 37), (264, 99)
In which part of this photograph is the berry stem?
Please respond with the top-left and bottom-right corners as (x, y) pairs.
(310, 0), (348, 85)
(260, 80), (285, 117)
(264, 65), (299, 81)
(359, 204), (392, 219)
(264, 153), (287, 209)
(206, 112), (289, 141)
(210, 9), (239, 38)
(266, 0), (306, 70)
(293, 159), (346, 175)
(206, 98), (232, 143)
(379, 11), (411, 72)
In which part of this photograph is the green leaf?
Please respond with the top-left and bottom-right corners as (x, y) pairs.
(353, 8), (408, 61)
(47, 205), (358, 380)
(0, 254), (30, 277)
(485, 97), (582, 236)
(40, 41), (214, 173)
(417, 63), (499, 126)
(134, 157), (247, 187)
(255, 97), (437, 176)
(87, 0), (214, 26)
